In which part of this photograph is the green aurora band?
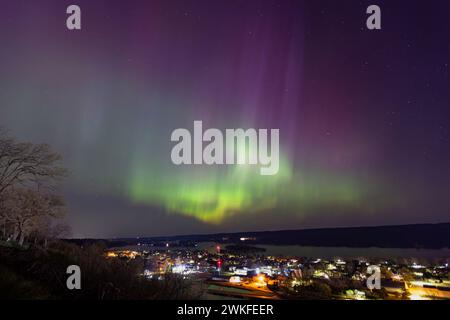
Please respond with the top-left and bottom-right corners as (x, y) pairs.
(126, 149), (369, 224)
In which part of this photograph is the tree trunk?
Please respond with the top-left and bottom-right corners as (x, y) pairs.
(12, 226), (19, 241)
(19, 233), (25, 246)
(17, 221), (25, 245)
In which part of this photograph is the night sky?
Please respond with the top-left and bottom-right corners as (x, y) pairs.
(0, 0), (449, 238)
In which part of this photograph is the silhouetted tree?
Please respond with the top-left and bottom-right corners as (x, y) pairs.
(0, 128), (68, 245)
(0, 128), (67, 195)
(1, 188), (66, 245)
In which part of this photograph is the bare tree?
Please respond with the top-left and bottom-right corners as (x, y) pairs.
(0, 128), (68, 245)
(1, 188), (66, 245)
(0, 128), (67, 195)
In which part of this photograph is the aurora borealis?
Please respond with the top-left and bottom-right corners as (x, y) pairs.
(0, 0), (449, 237)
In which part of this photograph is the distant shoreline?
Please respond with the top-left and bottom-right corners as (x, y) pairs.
(108, 242), (450, 260)
(66, 222), (450, 250)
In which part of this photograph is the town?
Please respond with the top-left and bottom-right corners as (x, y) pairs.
(104, 241), (450, 300)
